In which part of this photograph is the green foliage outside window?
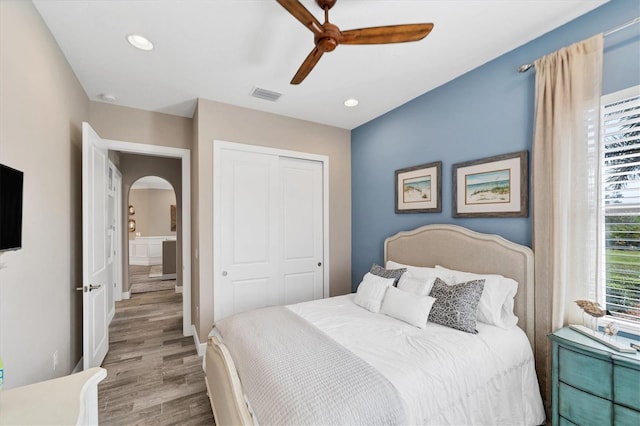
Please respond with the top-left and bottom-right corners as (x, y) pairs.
(605, 216), (640, 321)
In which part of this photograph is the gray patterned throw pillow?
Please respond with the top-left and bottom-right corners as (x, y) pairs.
(428, 277), (485, 334)
(369, 264), (406, 286)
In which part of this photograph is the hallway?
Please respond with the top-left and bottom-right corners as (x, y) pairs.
(98, 288), (212, 425)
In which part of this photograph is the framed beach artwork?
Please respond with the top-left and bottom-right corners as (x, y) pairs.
(395, 161), (442, 213)
(452, 151), (528, 218)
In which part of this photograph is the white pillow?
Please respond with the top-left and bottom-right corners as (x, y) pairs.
(380, 286), (436, 329)
(435, 265), (519, 328)
(386, 260), (453, 283)
(354, 272), (394, 313)
(397, 274), (435, 296)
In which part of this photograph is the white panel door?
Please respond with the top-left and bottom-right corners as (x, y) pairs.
(113, 169), (123, 303)
(82, 122), (110, 369)
(217, 149), (279, 320)
(279, 157), (324, 305)
(215, 147), (325, 321)
(106, 162), (116, 322)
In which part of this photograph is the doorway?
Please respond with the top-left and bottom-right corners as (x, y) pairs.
(82, 123), (192, 371)
(127, 176), (178, 295)
(105, 139), (191, 337)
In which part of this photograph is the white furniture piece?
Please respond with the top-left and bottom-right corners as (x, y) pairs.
(205, 224), (540, 425)
(0, 367), (106, 425)
(129, 236), (176, 266)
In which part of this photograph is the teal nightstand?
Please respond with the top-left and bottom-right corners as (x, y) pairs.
(549, 327), (640, 426)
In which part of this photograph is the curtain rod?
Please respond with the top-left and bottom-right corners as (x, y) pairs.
(518, 16), (640, 73)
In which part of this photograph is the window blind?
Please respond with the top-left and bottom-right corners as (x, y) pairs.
(600, 86), (640, 325)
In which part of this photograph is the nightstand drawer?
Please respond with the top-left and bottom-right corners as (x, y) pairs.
(614, 404), (640, 426)
(559, 346), (612, 399)
(613, 363), (640, 410)
(559, 382), (612, 425)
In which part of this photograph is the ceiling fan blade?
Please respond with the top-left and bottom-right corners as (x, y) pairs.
(276, 0), (324, 35)
(341, 23), (434, 44)
(291, 46), (324, 85)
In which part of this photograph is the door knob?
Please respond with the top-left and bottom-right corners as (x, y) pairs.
(222, 271), (228, 277)
(76, 284), (101, 292)
(317, 262), (322, 267)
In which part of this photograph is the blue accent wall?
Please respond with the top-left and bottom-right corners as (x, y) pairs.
(351, 0), (640, 290)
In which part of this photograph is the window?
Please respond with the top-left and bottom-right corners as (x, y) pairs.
(598, 86), (640, 331)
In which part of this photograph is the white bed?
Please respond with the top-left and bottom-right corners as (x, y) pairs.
(205, 224), (545, 425)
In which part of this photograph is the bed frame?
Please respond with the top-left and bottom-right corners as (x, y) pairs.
(205, 224), (534, 425)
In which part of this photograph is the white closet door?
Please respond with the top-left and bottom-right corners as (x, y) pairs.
(279, 157), (324, 305)
(218, 149), (279, 320)
(215, 146), (325, 321)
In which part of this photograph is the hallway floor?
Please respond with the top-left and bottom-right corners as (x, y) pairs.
(98, 288), (212, 425)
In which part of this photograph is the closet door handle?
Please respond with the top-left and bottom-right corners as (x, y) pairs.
(222, 271), (228, 277)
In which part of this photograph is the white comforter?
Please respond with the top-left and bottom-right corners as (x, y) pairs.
(286, 294), (546, 425)
(215, 306), (408, 426)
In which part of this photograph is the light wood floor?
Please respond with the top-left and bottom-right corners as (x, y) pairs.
(128, 264), (177, 294)
(98, 284), (213, 425)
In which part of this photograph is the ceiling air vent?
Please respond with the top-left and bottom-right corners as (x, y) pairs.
(251, 87), (282, 102)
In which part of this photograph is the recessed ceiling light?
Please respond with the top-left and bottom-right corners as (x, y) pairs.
(99, 93), (117, 102)
(344, 98), (359, 107)
(127, 34), (154, 51)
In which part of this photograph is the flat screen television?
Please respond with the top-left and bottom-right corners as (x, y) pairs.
(0, 164), (24, 251)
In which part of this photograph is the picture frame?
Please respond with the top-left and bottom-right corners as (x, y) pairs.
(170, 205), (177, 231)
(395, 161), (442, 213)
(452, 151), (528, 218)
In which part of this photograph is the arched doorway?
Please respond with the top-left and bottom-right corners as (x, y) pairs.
(127, 176), (178, 294)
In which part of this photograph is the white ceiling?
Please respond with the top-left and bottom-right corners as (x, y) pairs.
(33, 0), (607, 130)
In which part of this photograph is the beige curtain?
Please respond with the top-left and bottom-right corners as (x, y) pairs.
(532, 34), (603, 413)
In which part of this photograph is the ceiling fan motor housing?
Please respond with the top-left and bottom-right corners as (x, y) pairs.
(316, 0), (337, 10)
(315, 23), (341, 52)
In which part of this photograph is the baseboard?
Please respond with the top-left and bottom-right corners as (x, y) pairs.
(129, 260), (156, 266)
(162, 273), (177, 281)
(175, 285), (183, 294)
(192, 324), (207, 357)
(72, 357), (83, 373)
(122, 292), (131, 300)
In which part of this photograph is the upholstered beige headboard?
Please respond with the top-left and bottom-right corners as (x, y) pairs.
(384, 224), (534, 346)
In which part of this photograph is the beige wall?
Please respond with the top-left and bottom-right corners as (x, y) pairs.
(89, 102), (192, 150)
(191, 109), (201, 330)
(0, 0), (89, 388)
(128, 188), (177, 240)
(194, 98), (352, 341)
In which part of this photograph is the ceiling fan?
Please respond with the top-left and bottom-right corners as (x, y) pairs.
(276, 0), (434, 84)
